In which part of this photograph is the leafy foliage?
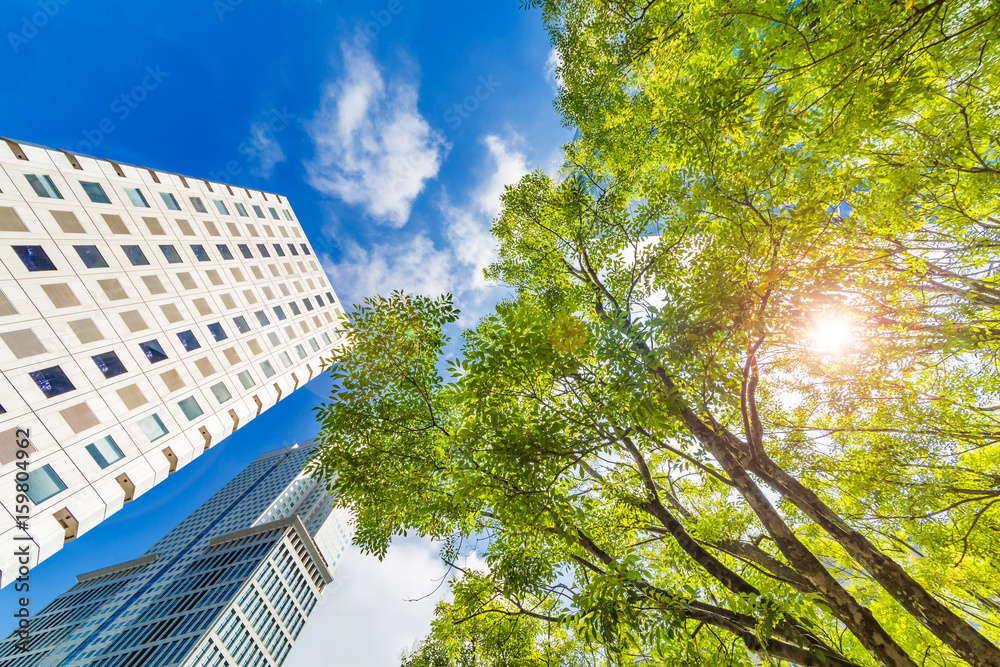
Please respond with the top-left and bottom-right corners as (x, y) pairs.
(309, 1), (1000, 665)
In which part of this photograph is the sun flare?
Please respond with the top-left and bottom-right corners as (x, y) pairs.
(809, 316), (852, 355)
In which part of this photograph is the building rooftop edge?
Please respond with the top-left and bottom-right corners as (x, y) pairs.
(0, 134), (286, 201)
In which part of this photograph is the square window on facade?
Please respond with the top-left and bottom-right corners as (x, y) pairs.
(92, 351), (128, 378)
(233, 316), (250, 333)
(287, 244), (299, 256)
(13, 245), (57, 271)
(137, 413), (168, 442)
(1, 329), (47, 359)
(120, 310), (148, 333)
(176, 330), (200, 351)
(303, 298), (314, 311)
(260, 360), (275, 377)
(267, 332), (280, 347)
(250, 267), (264, 280)
(272, 244), (285, 257)
(80, 181), (112, 204)
(189, 196), (207, 213)
(284, 209), (293, 221)
(41, 283), (79, 310)
(160, 245), (183, 264)
(315, 294), (324, 306)
(310, 338), (319, 351)
(213, 200), (229, 215)
(26, 464), (67, 504)
(295, 344), (306, 359)
(30, 365), (76, 397)
(255, 311), (269, 326)
(143, 217), (166, 235)
(216, 244), (234, 260)
(139, 340), (168, 363)
(68, 318), (103, 344)
(160, 192), (181, 210)
(231, 268), (245, 283)
(300, 244), (311, 255)
(191, 244), (210, 262)
(205, 269), (223, 286)
(86, 436), (125, 469)
(125, 187), (150, 207)
(177, 272), (198, 290)
(160, 303), (182, 323)
(237, 370), (255, 389)
(207, 323), (227, 341)
(210, 382), (232, 403)
(252, 205), (264, 218)
(256, 243), (270, 258)
(98, 278), (128, 300)
(176, 218), (195, 235)
(121, 245), (150, 266)
(288, 302), (301, 316)
(74, 245), (109, 269)
(273, 306), (286, 321)
(50, 210), (84, 233)
(25, 174), (64, 199)
(278, 351), (292, 367)
(326, 291), (335, 303)
(234, 202), (248, 217)
(268, 207), (279, 219)
(238, 244), (253, 259)
(220, 293), (236, 310)
(142, 275), (166, 294)
(103, 214), (130, 234)
(321, 333), (331, 345)
(177, 396), (204, 421)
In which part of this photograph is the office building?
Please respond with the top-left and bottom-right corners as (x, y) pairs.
(0, 442), (351, 667)
(0, 137), (347, 585)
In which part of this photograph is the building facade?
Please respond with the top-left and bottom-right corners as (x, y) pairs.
(0, 137), (347, 586)
(0, 442), (352, 667)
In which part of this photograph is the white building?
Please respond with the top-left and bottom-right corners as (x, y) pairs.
(0, 442), (353, 667)
(0, 137), (347, 587)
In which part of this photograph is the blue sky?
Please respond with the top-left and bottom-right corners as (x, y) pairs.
(0, 0), (569, 661)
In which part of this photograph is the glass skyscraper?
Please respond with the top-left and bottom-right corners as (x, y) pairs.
(0, 441), (351, 667)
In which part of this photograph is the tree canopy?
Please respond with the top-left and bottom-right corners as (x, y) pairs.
(308, 1), (1000, 665)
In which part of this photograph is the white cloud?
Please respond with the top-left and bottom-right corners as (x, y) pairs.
(320, 234), (454, 308)
(247, 121), (287, 178)
(285, 538), (448, 667)
(322, 135), (528, 319)
(545, 48), (564, 89)
(305, 47), (448, 227)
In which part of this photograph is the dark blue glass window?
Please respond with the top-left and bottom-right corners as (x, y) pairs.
(287, 244), (299, 256)
(255, 311), (270, 326)
(256, 244), (270, 258)
(288, 302), (301, 316)
(122, 245), (149, 266)
(80, 181), (111, 204)
(191, 244), (210, 262)
(238, 244), (253, 259)
(252, 205), (264, 218)
(301, 244), (311, 255)
(216, 244), (234, 260)
(160, 245), (182, 264)
(303, 298), (314, 311)
(326, 292), (335, 303)
(176, 330), (201, 351)
(30, 366), (75, 397)
(273, 306), (286, 321)
(92, 351), (127, 378)
(272, 244), (285, 257)
(74, 245), (109, 268)
(139, 339), (168, 363)
(233, 316), (250, 333)
(13, 245), (57, 271)
(207, 323), (227, 341)
(315, 294), (324, 306)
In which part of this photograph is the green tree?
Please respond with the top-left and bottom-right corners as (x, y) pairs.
(309, 1), (1000, 665)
